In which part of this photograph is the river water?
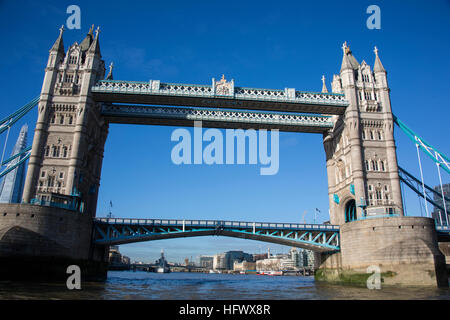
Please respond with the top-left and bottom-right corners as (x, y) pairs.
(0, 271), (449, 300)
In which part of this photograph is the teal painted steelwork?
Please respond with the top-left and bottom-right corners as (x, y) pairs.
(93, 218), (340, 252)
(0, 96), (39, 135)
(398, 166), (450, 213)
(333, 194), (340, 204)
(0, 150), (31, 179)
(394, 115), (449, 174)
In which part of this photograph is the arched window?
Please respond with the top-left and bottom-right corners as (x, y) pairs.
(345, 199), (357, 222)
(377, 131), (383, 140)
(372, 160), (378, 171)
(365, 160), (370, 171)
(380, 161), (385, 171)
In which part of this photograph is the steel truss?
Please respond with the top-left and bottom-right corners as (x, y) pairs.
(93, 218), (340, 252)
(398, 166), (450, 214)
(101, 104), (334, 133)
(394, 115), (450, 174)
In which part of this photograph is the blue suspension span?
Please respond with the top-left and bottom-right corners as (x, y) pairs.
(398, 166), (449, 214)
(1, 146), (32, 167)
(0, 149), (31, 179)
(0, 96), (40, 135)
(393, 115), (450, 175)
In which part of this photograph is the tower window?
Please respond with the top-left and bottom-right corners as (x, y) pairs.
(60, 115), (64, 124)
(69, 55), (77, 65)
(47, 176), (55, 187)
(64, 74), (74, 83)
(376, 190), (382, 200)
(372, 160), (378, 171)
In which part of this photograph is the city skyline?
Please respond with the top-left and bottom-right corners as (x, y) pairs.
(0, 0), (448, 264)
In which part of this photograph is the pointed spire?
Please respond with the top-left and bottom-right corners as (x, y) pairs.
(373, 46), (386, 73)
(321, 75), (328, 93)
(88, 26), (101, 55)
(80, 25), (94, 52)
(340, 41), (360, 73)
(106, 62), (114, 80)
(50, 25), (65, 54)
(340, 41), (353, 72)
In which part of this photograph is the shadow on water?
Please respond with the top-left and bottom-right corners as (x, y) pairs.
(0, 271), (449, 300)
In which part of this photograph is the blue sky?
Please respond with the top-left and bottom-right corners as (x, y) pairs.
(0, 0), (449, 263)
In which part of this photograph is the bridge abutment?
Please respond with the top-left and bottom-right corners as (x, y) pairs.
(0, 204), (108, 281)
(315, 216), (448, 287)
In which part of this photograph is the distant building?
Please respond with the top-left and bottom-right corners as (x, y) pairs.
(0, 124), (28, 203)
(233, 260), (256, 272)
(199, 255), (214, 269)
(432, 183), (450, 225)
(213, 251), (253, 270)
(256, 247), (315, 271)
(108, 245), (130, 270)
(252, 253), (269, 261)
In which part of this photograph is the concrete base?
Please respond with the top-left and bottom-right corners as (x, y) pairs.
(315, 216), (449, 288)
(0, 203), (109, 282)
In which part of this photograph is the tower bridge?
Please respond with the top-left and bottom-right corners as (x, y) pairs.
(0, 26), (449, 287)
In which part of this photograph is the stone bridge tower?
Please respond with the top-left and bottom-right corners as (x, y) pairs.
(22, 26), (109, 217)
(324, 43), (403, 225)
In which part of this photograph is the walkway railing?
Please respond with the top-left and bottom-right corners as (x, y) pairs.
(92, 80), (348, 107)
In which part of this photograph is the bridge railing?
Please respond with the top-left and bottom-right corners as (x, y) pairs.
(92, 80), (348, 106)
(93, 218), (340, 231)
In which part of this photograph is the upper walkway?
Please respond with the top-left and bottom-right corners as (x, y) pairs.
(91, 79), (348, 115)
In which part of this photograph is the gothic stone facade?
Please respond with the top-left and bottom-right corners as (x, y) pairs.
(324, 44), (403, 225)
(22, 26), (109, 217)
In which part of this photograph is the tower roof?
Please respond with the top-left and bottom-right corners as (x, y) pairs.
(50, 25), (65, 54)
(80, 25), (94, 52)
(106, 62), (114, 80)
(88, 26), (101, 56)
(340, 42), (359, 72)
(321, 75), (328, 93)
(373, 46), (386, 73)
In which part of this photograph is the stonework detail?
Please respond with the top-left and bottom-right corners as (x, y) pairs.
(325, 43), (403, 225)
(22, 26), (108, 217)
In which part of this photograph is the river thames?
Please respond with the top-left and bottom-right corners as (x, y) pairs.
(0, 271), (449, 300)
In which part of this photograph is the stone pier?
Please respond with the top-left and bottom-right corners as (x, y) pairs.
(315, 216), (448, 287)
(0, 203), (108, 281)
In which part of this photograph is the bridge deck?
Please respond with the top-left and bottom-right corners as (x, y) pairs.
(92, 80), (348, 115)
(93, 218), (340, 252)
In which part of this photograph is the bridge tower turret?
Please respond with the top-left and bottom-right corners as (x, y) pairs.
(22, 26), (109, 217)
(324, 43), (403, 225)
